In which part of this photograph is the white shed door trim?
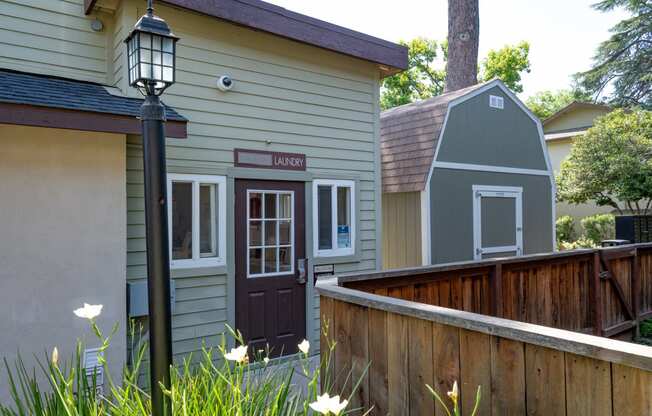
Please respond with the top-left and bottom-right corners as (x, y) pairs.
(472, 185), (523, 260)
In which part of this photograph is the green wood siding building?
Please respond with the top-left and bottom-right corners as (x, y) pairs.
(0, 0), (407, 395)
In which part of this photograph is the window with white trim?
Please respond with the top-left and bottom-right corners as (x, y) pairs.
(167, 174), (226, 268)
(313, 179), (355, 257)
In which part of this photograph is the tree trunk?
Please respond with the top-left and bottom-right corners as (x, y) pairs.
(445, 0), (479, 92)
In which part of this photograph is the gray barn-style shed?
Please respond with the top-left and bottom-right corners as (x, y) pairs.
(381, 80), (555, 268)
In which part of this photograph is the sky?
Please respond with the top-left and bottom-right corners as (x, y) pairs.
(266, 0), (628, 99)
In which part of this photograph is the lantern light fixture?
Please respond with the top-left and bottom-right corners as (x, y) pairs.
(125, 0), (178, 96)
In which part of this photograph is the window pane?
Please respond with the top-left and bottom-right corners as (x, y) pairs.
(249, 221), (262, 246)
(200, 184), (216, 257)
(172, 182), (192, 260)
(249, 248), (262, 275)
(265, 220), (277, 245)
(279, 220), (291, 245)
(279, 194), (291, 218)
(337, 187), (352, 249)
(279, 247), (291, 272)
(264, 193), (277, 219)
(318, 185), (332, 250)
(249, 193), (262, 218)
(162, 37), (173, 53)
(264, 248), (277, 273)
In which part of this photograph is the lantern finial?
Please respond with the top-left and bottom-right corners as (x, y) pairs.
(147, 0), (154, 16)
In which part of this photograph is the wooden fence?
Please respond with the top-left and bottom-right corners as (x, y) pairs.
(341, 244), (652, 339)
(317, 276), (652, 415)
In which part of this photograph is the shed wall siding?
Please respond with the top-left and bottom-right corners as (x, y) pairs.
(122, 1), (381, 355)
(382, 192), (422, 269)
(0, 0), (109, 84)
(430, 168), (553, 264)
(435, 86), (548, 170)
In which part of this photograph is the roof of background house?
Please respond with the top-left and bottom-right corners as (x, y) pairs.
(542, 101), (611, 127)
(84, 0), (408, 76)
(380, 82), (491, 193)
(0, 69), (187, 138)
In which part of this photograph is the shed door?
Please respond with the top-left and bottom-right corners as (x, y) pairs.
(235, 180), (306, 357)
(473, 186), (523, 260)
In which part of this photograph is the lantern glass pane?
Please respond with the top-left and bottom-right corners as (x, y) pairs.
(141, 33), (151, 49)
(153, 65), (162, 80)
(163, 38), (173, 53)
(163, 67), (173, 82)
(140, 48), (151, 63)
(153, 51), (162, 65)
(163, 52), (173, 67)
(140, 63), (151, 79)
(152, 35), (162, 51)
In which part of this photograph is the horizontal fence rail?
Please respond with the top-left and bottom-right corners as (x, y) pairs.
(317, 273), (652, 415)
(339, 244), (652, 340)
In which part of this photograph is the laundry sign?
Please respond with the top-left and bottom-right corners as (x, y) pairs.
(234, 149), (306, 171)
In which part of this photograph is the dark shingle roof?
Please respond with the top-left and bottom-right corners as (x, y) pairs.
(0, 70), (186, 121)
(380, 82), (489, 193)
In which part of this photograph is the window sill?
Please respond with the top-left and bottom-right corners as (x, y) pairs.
(313, 251), (359, 265)
(170, 263), (228, 278)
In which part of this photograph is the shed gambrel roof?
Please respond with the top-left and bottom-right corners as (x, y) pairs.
(380, 82), (490, 193)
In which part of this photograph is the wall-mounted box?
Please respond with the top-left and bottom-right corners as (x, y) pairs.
(127, 280), (176, 317)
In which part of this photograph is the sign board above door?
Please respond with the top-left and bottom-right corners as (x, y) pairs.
(234, 149), (306, 171)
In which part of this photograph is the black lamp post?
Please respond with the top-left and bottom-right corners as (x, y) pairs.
(125, 2), (178, 415)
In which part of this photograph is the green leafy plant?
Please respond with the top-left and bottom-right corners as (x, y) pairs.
(581, 213), (615, 244)
(426, 381), (481, 416)
(558, 237), (599, 251)
(556, 215), (576, 244)
(1, 305), (367, 416)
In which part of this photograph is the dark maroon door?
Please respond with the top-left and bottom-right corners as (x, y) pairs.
(235, 180), (306, 357)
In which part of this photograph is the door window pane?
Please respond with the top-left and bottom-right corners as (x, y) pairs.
(279, 194), (291, 218)
(279, 247), (291, 272)
(200, 184), (217, 257)
(249, 193), (262, 219)
(249, 221), (262, 246)
(265, 220), (277, 245)
(264, 248), (277, 273)
(337, 187), (351, 248)
(249, 248), (262, 274)
(318, 185), (332, 250)
(279, 221), (291, 245)
(264, 193), (276, 218)
(172, 182), (192, 260)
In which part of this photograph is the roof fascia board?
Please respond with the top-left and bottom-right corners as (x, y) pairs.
(0, 102), (187, 138)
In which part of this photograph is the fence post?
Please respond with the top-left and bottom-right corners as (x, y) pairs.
(592, 251), (604, 336)
(491, 263), (503, 317)
(632, 248), (640, 338)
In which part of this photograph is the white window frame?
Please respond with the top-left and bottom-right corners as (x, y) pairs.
(312, 179), (356, 258)
(472, 185), (523, 260)
(246, 190), (295, 278)
(167, 174), (227, 269)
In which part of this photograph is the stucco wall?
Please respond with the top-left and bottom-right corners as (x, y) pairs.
(430, 169), (553, 264)
(547, 137), (614, 223)
(0, 125), (126, 400)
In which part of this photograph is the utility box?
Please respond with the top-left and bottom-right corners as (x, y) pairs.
(127, 280), (176, 317)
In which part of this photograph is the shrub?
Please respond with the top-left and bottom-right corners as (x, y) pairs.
(556, 215), (575, 243)
(558, 237), (599, 251)
(581, 213), (615, 244)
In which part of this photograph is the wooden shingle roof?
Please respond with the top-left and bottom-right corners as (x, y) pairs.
(380, 82), (488, 193)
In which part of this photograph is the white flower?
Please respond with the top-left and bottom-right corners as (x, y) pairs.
(51, 347), (59, 366)
(298, 339), (310, 355)
(263, 357), (270, 365)
(447, 381), (459, 406)
(73, 303), (103, 320)
(309, 393), (348, 415)
(224, 345), (249, 363)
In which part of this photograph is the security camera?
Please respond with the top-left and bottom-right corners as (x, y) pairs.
(217, 75), (234, 91)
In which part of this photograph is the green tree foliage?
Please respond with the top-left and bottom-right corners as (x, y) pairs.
(381, 39), (531, 109)
(380, 38), (447, 110)
(575, 0), (652, 108)
(581, 213), (615, 243)
(480, 41), (531, 93)
(525, 89), (591, 120)
(556, 215), (576, 243)
(557, 108), (652, 215)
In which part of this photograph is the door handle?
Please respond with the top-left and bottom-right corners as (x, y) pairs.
(297, 258), (307, 285)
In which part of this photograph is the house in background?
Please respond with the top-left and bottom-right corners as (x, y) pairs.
(381, 80), (555, 269)
(543, 101), (613, 221)
(0, 0), (407, 398)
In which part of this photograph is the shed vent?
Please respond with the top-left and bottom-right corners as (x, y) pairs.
(489, 95), (504, 109)
(83, 347), (104, 392)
